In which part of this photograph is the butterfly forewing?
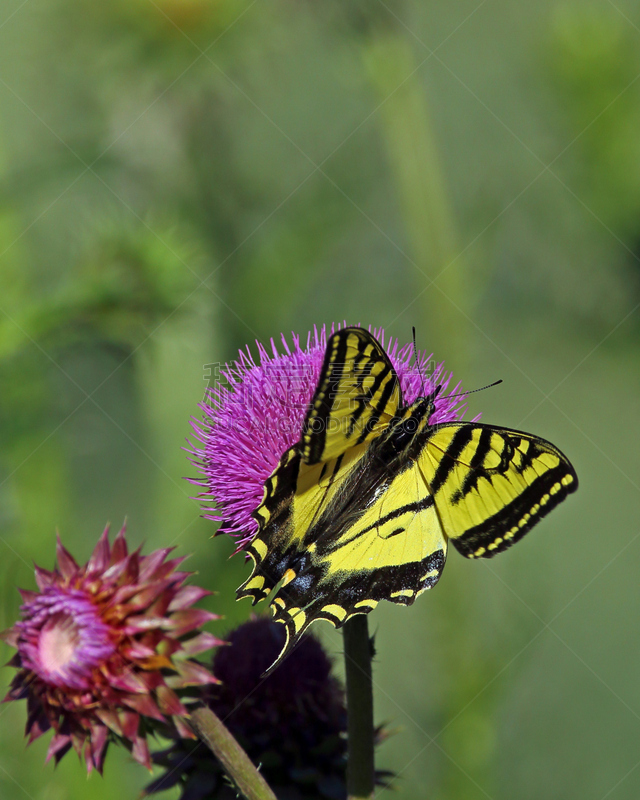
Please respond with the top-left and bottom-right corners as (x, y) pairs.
(419, 423), (578, 558)
(301, 327), (402, 465)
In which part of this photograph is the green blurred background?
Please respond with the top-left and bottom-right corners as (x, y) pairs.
(0, 0), (639, 798)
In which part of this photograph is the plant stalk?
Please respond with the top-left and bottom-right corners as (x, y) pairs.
(344, 614), (375, 800)
(188, 706), (278, 800)
(363, 31), (469, 366)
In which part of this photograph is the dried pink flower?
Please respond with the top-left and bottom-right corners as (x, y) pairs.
(2, 524), (222, 774)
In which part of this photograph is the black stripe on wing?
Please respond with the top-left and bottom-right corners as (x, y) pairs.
(322, 494), (436, 553)
(301, 328), (401, 465)
(452, 460), (578, 559)
(302, 331), (349, 464)
(429, 425), (475, 494)
(454, 427), (507, 500)
(263, 546), (447, 672)
(355, 364), (398, 444)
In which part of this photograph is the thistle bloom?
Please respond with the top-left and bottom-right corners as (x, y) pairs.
(148, 617), (382, 800)
(188, 324), (472, 549)
(2, 524), (222, 774)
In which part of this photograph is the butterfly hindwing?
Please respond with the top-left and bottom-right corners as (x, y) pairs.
(238, 444), (447, 665)
(310, 460), (447, 610)
(301, 327), (402, 465)
(237, 442), (372, 609)
(419, 423), (578, 558)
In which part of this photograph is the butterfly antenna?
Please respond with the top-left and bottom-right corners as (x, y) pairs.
(447, 379), (503, 401)
(412, 326), (427, 396)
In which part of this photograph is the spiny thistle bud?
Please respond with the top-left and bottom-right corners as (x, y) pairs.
(2, 523), (222, 774)
(147, 617), (391, 800)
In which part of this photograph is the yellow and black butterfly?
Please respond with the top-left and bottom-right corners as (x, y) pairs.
(237, 327), (578, 665)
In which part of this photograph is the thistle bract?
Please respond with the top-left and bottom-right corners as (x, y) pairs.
(2, 524), (222, 773)
(188, 324), (472, 549)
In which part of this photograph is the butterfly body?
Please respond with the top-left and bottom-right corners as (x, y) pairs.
(237, 327), (578, 665)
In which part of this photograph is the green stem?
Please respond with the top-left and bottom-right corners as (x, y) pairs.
(188, 706), (278, 800)
(344, 615), (375, 800)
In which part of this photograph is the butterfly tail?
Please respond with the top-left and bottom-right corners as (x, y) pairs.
(261, 602), (318, 675)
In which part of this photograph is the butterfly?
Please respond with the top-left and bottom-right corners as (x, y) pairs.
(237, 327), (578, 666)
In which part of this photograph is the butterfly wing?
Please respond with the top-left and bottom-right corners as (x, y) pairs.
(418, 422), (578, 558)
(301, 327), (403, 464)
(237, 441), (372, 608)
(237, 326), (578, 669)
(238, 447), (447, 667)
(237, 326), (409, 667)
(335, 461), (447, 608)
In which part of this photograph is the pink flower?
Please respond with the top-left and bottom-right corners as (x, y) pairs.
(2, 524), (222, 774)
(188, 324), (473, 550)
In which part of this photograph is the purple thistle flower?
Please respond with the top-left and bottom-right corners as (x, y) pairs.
(2, 524), (223, 774)
(188, 323), (474, 549)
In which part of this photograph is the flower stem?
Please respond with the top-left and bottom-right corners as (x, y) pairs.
(344, 615), (375, 800)
(188, 706), (278, 800)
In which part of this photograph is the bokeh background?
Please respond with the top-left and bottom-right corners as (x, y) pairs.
(1, 1), (639, 798)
